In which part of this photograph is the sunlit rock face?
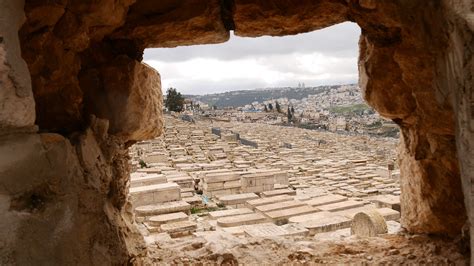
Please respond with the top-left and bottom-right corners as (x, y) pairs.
(354, 2), (468, 236)
(0, 0), (471, 264)
(80, 55), (163, 142)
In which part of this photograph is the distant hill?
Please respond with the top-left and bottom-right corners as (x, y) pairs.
(186, 85), (350, 108)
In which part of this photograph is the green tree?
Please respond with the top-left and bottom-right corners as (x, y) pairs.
(268, 103), (273, 111)
(165, 88), (184, 112)
(264, 104), (268, 112)
(291, 106), (295, 114)
(287, 106), (292, 122)
(275, 101), (282, 113)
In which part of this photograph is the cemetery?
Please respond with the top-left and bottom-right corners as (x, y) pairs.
(129, 115), (403, 245)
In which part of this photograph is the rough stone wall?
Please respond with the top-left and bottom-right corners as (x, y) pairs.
(0, 122), (147, 265)
(354, 1), (467, 236)
(0, 0), (472, 264)
(0, 0), (35, 129)
(1, 0), (162, 264)
(442, 0), (474, 252)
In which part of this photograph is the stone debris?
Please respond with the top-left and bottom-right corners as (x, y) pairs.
(160, 221), (198, 238)
(243, 223), (290, 237)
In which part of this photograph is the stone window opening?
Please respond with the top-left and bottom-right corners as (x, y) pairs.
(0, 0), (472, 264)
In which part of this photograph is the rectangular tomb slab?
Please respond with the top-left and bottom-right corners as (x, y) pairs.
(135, 201), (191, 217)
(300, 215), (352, 235)
(264, 205), (319, 225)
(306, 194), (347, 207)
(246, 194), (294, 209)
(333, 206), (400, 222)
(375, 207), (400, 221)
(243, 223), (289, 238)
(217, 193), (259, 206)
(288, 211), (333, 224)
(148, 212), (188, 226)
(333, 206), (377, 219)
(130, 183), (181, 206)
(261, 188), (297, 197)
(130, 182), (180, 194)
(317, 200), (364, 212)
(136, 167), (162, 174)
(368, 195), (401, 211)
(204, 172), (240, 183)
(255, 200), (306, 213)
(209, 208), (254, 219)
(217, 213), (268, 227)
(130, 173), (167, 187)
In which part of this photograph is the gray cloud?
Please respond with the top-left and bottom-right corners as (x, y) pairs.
(168, 78), (269, 95)
(144, 22), (361, 95)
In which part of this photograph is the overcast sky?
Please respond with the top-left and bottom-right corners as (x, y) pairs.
(144, 22), (360, 95)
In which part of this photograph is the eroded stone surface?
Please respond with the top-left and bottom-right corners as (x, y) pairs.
(0, 0), (35, 129)
(233, 0), (349, 37)
(0, 126), (146, 265)
(353, 1), (469, 236)
(80, 56), (163, 142)
(112, 0), (229, 48)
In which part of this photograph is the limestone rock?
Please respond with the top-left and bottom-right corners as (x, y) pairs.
(112, 0), (229, 48)
(355, 2), (468, 236)
(81, 56), (163, 141)
(19, 0), (137, 133)
(0, 129), (147, 265)
(358, 0), (377, 10)
(104, 59), (163, 141)
(0, 0), (35, 129)
(233, 0), (349, 37)
(398, 134), (465, 235)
